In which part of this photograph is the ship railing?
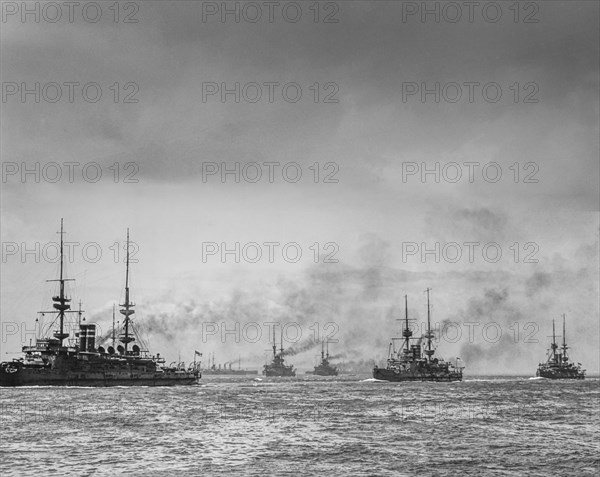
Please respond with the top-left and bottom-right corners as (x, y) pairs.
(22, 341), (51, 352)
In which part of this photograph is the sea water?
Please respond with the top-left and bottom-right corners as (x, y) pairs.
(1, 375), (598, 476)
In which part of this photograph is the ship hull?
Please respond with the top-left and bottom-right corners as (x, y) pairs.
(263, 358), (295, 377)
(0, 368), (199, 387)
(313, 368), (338, 376)
(263, 370), (296, 377)
(536, 369), (585, 380)
(263, 367), (295, 377)
(373, 367), (462, 382)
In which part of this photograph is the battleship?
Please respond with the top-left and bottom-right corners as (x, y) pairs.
(263, 326), (296, 377)
(536, 315), (585, 379)
(306, 340), (338, 376)
(373, 289), (463, 382)
(202, 354), (258, 375)
(0, 221), (200, 386)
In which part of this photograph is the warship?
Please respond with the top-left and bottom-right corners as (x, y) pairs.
(263, 326), (296, 377)
(307, 340), (338, 376)
(202, 354), (258, 375)
(373, 289), (463, 382)
(536, 315), (585, 379)
(0, 221), (200, 386)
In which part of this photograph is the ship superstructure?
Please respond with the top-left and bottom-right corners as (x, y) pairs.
(0, 221), (200, 386)
(309, 340), (338, 376)
(373, 289), (463, 382)
(202, 354), (258, 375)
(536, 315), (585, 379)
(263, 325), (295, 377)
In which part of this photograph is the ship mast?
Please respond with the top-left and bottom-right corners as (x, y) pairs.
(112, 304), (116, 348)
(279, 326), (284, 356)
(561, 314), (568, 363)
(272, 326), (277, 359)
(424, 288), (435, 361)
(119, 229), (135, 353)
(402, 294), (412, 353)
(48, 218), (74, 344)
(550, 319), (558, 364)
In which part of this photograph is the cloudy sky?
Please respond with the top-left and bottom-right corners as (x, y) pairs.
(1, 1), (598, 373)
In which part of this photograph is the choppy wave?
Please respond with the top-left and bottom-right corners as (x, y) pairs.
(1, 376), (598, 476)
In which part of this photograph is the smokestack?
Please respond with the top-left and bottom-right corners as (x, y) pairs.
(86, 324), (96, 352)
(79, 324), (87, 351)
